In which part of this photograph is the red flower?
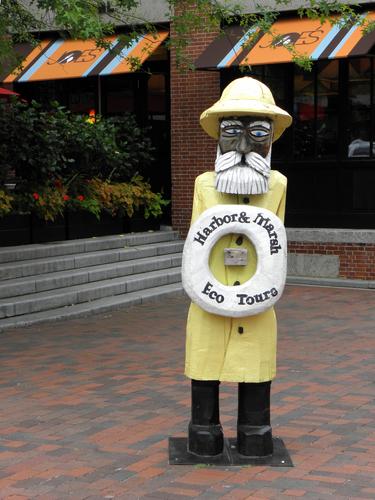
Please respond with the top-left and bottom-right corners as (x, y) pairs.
(32, 193), (40, 200)
(77, 195), (85, 201)
(63, 194), (70, 201)
(54, 179), (62, 188)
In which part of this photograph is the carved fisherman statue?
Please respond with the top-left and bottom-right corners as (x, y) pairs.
(182, 77), (292, 458)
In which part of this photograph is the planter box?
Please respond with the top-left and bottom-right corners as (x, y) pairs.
(125, 213), (160, 233)
(0, 210), (161, 246)
(66, 211), (125, 240)
(31, 215), (66, 243)
(0, 214), (31, 246)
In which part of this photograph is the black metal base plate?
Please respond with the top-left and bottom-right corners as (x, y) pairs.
(169, 437), (293, 467)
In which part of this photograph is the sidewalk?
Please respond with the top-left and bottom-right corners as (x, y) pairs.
(0, 285), (374, 499)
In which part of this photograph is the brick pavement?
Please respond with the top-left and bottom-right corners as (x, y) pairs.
(0, 285), (374, 499)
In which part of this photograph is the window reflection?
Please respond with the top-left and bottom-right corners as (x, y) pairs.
(148, 73), (166, 118)
(294, 68), (314, 159)
(262, 65), (289, 159)
(293, 61), (339, 159)
(316, 61), (338, 159)
(347, 58), (372, 158)
(222, 56), (373, 164)
(104, 76), (135, 116)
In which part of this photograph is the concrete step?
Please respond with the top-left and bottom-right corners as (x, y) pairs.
(0, 230), (184, 330)
(0, 230), (179, 264)
(0, 266), (182, 319)
(0, 282), (186, 332)
(0, 240), (184, 281)
(0, 253), (182, 299)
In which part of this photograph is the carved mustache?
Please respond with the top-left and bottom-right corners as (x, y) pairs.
(215, 150), (270, 178)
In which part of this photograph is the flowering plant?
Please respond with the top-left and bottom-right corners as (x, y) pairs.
(0, 189), (13, 218)
(1, 176), (169, 223)
(67, 191), (101, 220)
(27, 184), (67, 221)
(88, 175), (169, 219)
(0, 99), (167, 224)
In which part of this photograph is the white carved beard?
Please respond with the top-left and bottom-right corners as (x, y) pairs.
(215, 146), (272, 195)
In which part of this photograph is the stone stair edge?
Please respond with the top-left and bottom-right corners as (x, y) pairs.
(0, 267), (182, 319)
(0, 266), (183, 305)
(0, 253), (183, 299)
(0, 230), (181, 264)
(0, 251), (183, 285)
(0, 283), (186, 333)
(0, 240), (185, 281)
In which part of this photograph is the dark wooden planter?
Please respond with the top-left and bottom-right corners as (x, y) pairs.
(66, 210), (126, 240)
(125, 213), (160, 233)
(31, 215), (66, 244)
(0, 210), (162, 247)
(0, 214), (31, 246)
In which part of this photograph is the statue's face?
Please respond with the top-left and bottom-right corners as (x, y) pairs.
(215, 116), (273, 195)
(219, 117), (272, 159)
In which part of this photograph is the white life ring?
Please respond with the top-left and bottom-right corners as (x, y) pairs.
(182, 204), (287, 317)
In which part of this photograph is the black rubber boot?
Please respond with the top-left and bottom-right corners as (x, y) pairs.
(237, 381), (273, 457)
(188, 379), (224, 456)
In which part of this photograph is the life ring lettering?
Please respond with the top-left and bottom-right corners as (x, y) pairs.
(182, 205), (287, 318)
(193, 211), (282, 255)
(201, 281), (225, 303)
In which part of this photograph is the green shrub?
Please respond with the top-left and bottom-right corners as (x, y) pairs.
(63, 113), (155, 182)
(0, 99), (155, 187)
(0, 189), (13, 217)
(0, 99), (70, 185)
(0, 99), (166, 222)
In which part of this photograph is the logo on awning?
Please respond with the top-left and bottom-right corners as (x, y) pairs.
(48, 49), (102, 65)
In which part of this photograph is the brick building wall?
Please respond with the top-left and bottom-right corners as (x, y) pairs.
(169, 5), (375, 282)
(288, 242), (375, 280)
(170, 11), (220, 237)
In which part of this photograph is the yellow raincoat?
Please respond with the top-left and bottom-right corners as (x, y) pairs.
(185, 170), (287, 383)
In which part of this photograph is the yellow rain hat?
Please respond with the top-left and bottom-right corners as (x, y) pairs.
(200, 76), (292, 142)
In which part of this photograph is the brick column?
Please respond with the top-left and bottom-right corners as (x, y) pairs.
(170, 9), (220, 237)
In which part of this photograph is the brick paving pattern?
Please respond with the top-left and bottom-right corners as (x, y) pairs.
(0, 285), (374, 499)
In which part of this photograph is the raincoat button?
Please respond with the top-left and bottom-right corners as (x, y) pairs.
(236, 236), (243, 245)
(243, 197), (250, 204)
(233, 281), (240, 286)
(238, 326), (244, 334)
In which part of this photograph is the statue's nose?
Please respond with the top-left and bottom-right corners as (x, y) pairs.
(236, 134), (252, 154)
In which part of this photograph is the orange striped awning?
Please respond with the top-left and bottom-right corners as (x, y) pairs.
(4, 31), (168, 83)
(195, 12), (375, 69)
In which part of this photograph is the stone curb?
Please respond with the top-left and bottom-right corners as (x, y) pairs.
(287, 227), (375, 244)
(0, 230), (180, 264)
(287, 275), (375, 289)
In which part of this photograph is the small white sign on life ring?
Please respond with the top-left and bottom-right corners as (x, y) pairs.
(182, 204), (287, 318)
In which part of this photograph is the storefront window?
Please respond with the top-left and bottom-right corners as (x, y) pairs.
(262, 65), (289, 160)
(148, 73), (166, 118)
(293, 67), (314, 159)
(146, 72), (170, 196)
(263, 65), (288, 111)
(293, 61), (339, 160)
(221, 58), (375, 227)
(69, 88), (95, 114)
(347, 58), (372, 158)
(316, 60), (338, 159)
(15, 77), (97, 113)
(103, 75), (135, 115)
